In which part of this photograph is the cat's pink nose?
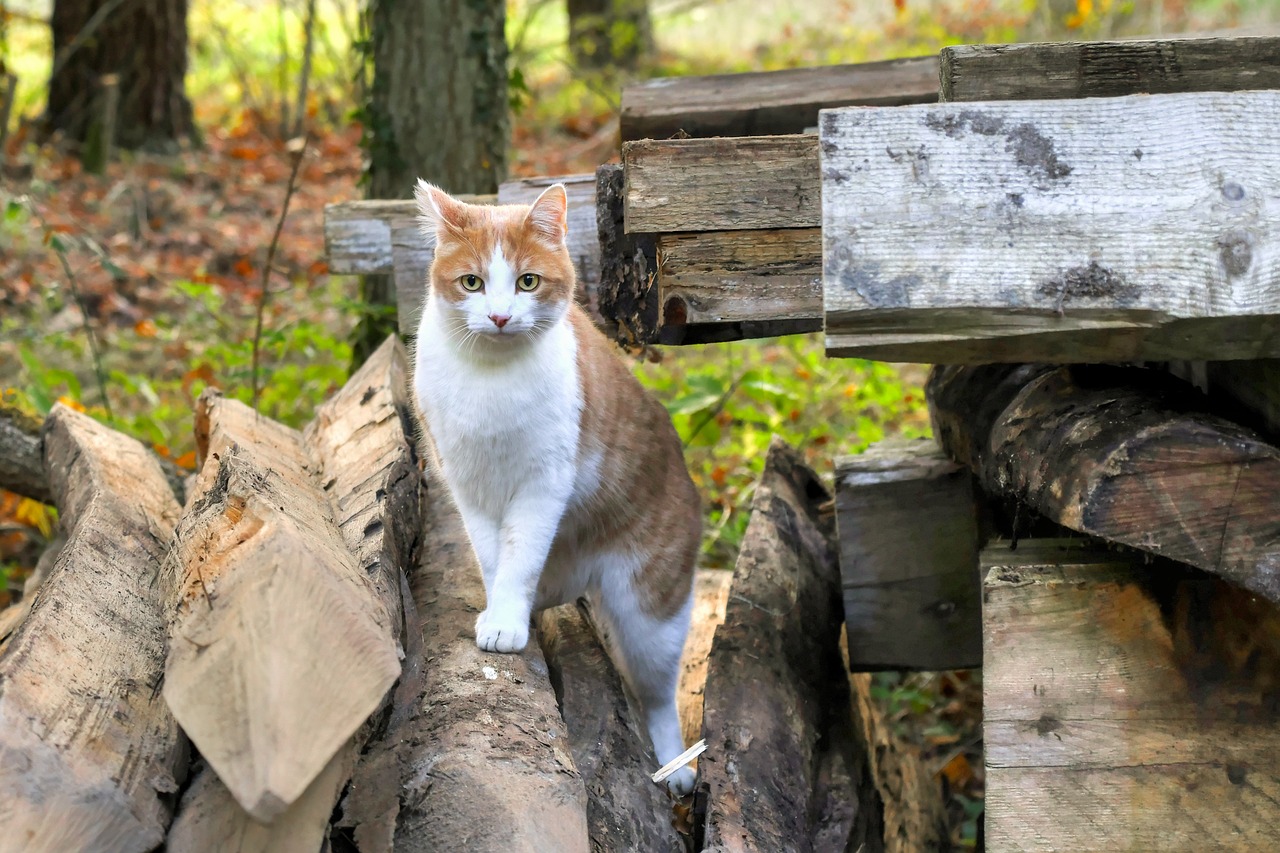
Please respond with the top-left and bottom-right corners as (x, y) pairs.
(489, 313), (510, 329)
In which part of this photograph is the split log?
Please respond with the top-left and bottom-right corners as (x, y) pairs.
(621, 55), (937, 141)
(837, 439), (982, 671)
(0, 405), (186, 853)
(678, 568), (731, 749)
(820, 90), (1280, 363)
(341, 462), (590, 852)
(983, 538), (1280, 851)
(537, 601), (681, 853)
(698, 439), (871, 852)
(940, 36), (1280, 103)
(162, 390), (401, 821)
(167, 338), (420, 848)
(624, 135), (818, 234)
(927, 363), (1280, 604)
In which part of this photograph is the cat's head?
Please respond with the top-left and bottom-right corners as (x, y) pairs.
(414, 180), (575, 347)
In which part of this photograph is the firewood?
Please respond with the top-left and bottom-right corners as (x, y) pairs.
(166, 338), (420, 847)
(928, 363), (1280, 604)
(678, 568), (731, 748)
(698, 439), (870, 851)
(0, 405), (186, 853)
(162, 390), (401, 821)
(538, 601), (682, 852)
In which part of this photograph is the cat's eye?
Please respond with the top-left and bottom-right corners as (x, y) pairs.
(518, 273), (541, 292)
(460, 274), (484, 292)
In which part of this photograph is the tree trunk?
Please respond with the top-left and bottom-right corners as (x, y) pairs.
(354, 0), (508, 363)
(46, 0), (193, 152)
(567, 0), (652, 71)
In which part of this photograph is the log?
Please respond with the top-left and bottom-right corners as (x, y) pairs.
(820, 90), (1280, 363)
(940, 36), (1280, 103)
(0, 404), (186, 853)
(837, 438), (982, 671)
(0, 400), (49, 503)
(624, 135), (818, 233)
(698, 438), (871, 852)
(537, 601), (682, 853)
(343, 463), (590, 852)
(678, 568), (731, 749)
(166, 338), (420, 849)
(596, 163), (660, 346)
(982, 537), (1280, 851)
(621, 55), (938, 141)
(927, 363), (1280, 604)
(162, 390), (401, 821)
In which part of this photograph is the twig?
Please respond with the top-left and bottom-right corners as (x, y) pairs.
(251, 136), (309, 409)
(291, 0), (318, 138)
(277, 0), (291, 137)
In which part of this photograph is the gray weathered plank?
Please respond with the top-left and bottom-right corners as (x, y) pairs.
(941, 36), (1280, 103)
(622, 55), (938, 141)
(821, 90), (1280, 363)
(625, 135), (819, 234)
(983, 538), (1280, 851)
(837, 439), (981, 671)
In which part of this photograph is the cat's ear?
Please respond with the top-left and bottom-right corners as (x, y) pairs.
(524, 183), (568, 244)
(414, 179), (469, 239)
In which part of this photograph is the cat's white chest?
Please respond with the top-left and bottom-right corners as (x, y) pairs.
(414, 302), (582, 515)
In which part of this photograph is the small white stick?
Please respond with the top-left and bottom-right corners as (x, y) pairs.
(651, 739), (707, 784)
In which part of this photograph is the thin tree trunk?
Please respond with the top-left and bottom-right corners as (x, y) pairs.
(353, 0), (508, 364)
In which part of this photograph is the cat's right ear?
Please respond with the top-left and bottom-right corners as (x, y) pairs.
(414, 179), (469, 239)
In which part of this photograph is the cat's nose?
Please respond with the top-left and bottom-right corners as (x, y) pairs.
(489, 313), (510, 329)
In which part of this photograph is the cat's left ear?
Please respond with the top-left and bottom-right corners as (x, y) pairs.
(415, 179), (470, 239)
(524, 183), (568, 245)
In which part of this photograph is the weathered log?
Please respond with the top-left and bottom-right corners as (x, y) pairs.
(927, 363), (1280, 604)
(341, 462), (590, 852)
(0, 405), (186, 853)
(940, 36), (1280, 103)
(837, 438), (982, 671)
(698, 438), (871, 852)
(166, 338), (420, 848)
(983, 537), (1280, 851)
(537, 601), (681, 853)
(163, 390), (401, 821)
(596, 163), (660, 347)
(820, 90), (1280, 363)
(678, 568), (731, 748)
(621, 55), (938, 141)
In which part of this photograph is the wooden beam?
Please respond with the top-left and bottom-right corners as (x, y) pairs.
(927, 363), (1280, 604)
(982, 538), (1280, 851)
(0, 405), (186, 852)
(625, 135), (819, 234)
(163, 390), (402, 821)
(537, 601), (682, 852)
(836, 438), (982, 671)
(699, 439), (871, 851)
(622, 55), (938, 141)
(820, 90), (1280, 363)
(941, 36), (1280, 103)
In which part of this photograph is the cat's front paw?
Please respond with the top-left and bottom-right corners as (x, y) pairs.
(664, 766), (696, 796)
(475, 610), (529, 653)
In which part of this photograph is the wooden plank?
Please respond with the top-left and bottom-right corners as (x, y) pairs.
(820, 90), (1280, 363)
(699, 439), (869, 851)
(927, 363), (1280, 604)
(982, 538), (1280, 851)
(537, 601), (682, 853)
(678, 568), (731, 749)
(836, 438), (981, 671)
(625, 135), (819, 234)
(0, 405), (186, 853)
(941, 36), (1280, 103)
(622, 55), (938, 141)
(166, 338), (420, 849)
(163, 390), (401, 821)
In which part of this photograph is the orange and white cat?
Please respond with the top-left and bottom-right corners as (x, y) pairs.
(411, 180), (701, 794)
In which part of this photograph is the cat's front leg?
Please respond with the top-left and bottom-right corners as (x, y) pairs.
(476, 484), (571, 653)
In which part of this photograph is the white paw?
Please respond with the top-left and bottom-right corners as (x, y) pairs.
(475, 611), (529, 653)
(664, 766), (696, 796)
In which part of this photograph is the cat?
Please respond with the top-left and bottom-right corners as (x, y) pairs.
(411, 180), (701, 794)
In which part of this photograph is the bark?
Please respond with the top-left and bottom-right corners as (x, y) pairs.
(354, 0), (508, 362)
(567, 0), (653, 71)
(0, 400), (49, 503)
(46, 0), (193, 151)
